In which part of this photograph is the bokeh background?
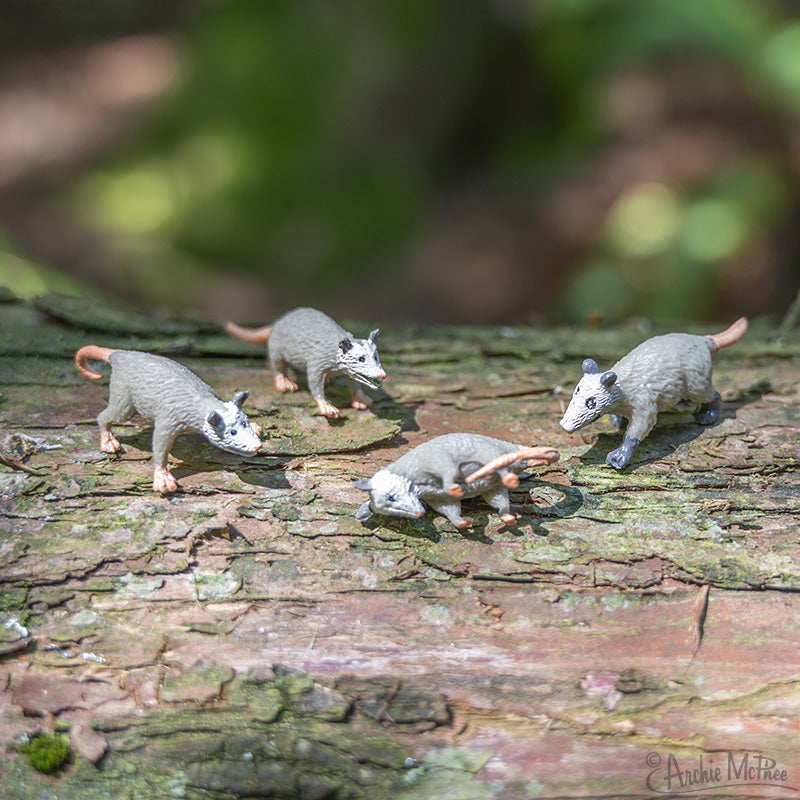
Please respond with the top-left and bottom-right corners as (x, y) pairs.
(0, 0), (799, 325)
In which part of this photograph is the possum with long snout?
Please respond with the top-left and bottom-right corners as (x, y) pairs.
(559, 317), (748, 469)
(225, 307), (386, 419)
(75, 346), (262, 494)
(353, 433), (559, 529)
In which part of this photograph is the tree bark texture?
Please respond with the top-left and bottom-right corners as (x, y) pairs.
(1, 293), (799, 798)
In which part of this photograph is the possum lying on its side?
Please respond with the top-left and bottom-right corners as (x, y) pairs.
(75, 346), (262, 494)
(354, 432), (558, 529)
(559, 317), (748, 469)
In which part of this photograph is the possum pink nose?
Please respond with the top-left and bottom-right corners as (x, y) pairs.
(415, 510), (425, 518)
(253, 442), (262, 451)
(379, 372), (387, 380)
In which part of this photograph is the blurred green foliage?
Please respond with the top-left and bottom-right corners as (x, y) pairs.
(68, 0), (800, 321)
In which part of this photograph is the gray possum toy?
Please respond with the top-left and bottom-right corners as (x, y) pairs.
(353, 433), (559, 529)
(75, 345), (263, 494)
(559, 317), (748, 469)
(226, 307), (386, 419)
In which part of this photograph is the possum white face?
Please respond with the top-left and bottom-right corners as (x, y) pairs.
(337, 330), (386, 389)
(203, 391), (262, 455)
(353, 469), (426, 522)
(559, 359), (620, 433)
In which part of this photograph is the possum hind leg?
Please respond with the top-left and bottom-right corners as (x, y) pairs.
(272, 359), (299, 393)
(307, 368), (340, 418)
(693, 390), (722, 425)
(483, 487), (517, 525)
(96, 382), (136, 454)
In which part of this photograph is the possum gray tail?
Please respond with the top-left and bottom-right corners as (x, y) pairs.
(707, 317), (749, 353)
(225, 320), (272, 345)
(75, 345), (116, 380)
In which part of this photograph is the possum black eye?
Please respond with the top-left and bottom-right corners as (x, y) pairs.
(387, 493), (396, 503)
(586, 397), (596, 410)
(358, 355), (366, 362)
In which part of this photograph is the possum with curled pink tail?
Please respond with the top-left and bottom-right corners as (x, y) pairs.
(559, 317), (748, 469)
(75, 345), (262, 494)
(353, 432), (558, 529)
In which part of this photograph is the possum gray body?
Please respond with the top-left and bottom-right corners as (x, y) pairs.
(559, 317), (748, 469)
(226, 307), (386, 419)
(354, 432), (558, 528)
(75, 346), (262, 493)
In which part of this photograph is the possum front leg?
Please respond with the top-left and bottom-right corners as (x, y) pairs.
(307, 368), (340, 418)
(606, 403), (656, 469)
(150, 424), (179, 494)
(348, 378), (373, 410)
(606, 435), (639, 470)
(427, 497), (473, 529)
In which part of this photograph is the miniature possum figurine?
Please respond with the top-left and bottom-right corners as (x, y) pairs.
(559, 317), (748, 469)
(226, 307), (386, 419)
(75, 345), (263, 494)
(353, 433), (559, 529)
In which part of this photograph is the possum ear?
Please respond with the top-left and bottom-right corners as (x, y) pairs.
(355, 501), (373, 522)
(352, 479), (372, 492)
(232, 390), (249, 408)
(207, 410), (224, 430)
(582, 358), (600, 375)
(600, 370), (617, 388)
(339, 338), (353, 353)
(368, 329), (380, 343)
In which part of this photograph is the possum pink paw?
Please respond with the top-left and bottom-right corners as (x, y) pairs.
(315, 399), (341, 419)
(351, 388), (373, 410)
(250, 422), (263, 437)
(100, 431), (121, 454)
(500, 512), (518, 525)
(456, 517), (474, 529)
(447, 484), (464, 499)
(274, 374), (298, 393)
(153, 466), (178, 494)
(501, 473), (520, 489)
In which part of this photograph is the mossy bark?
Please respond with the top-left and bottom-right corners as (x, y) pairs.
(2, 294), (800, 798)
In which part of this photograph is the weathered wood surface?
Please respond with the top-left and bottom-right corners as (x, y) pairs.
(1, 293), (799, 799)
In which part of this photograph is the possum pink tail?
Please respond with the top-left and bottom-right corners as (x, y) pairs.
(225, 320), (272, 345)
(464, 446), (559, 485)
(75, 345), (116, 380)
(707, 317), (749, 353)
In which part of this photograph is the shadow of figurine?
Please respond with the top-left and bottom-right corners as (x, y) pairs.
(524, 480), (584, 521)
